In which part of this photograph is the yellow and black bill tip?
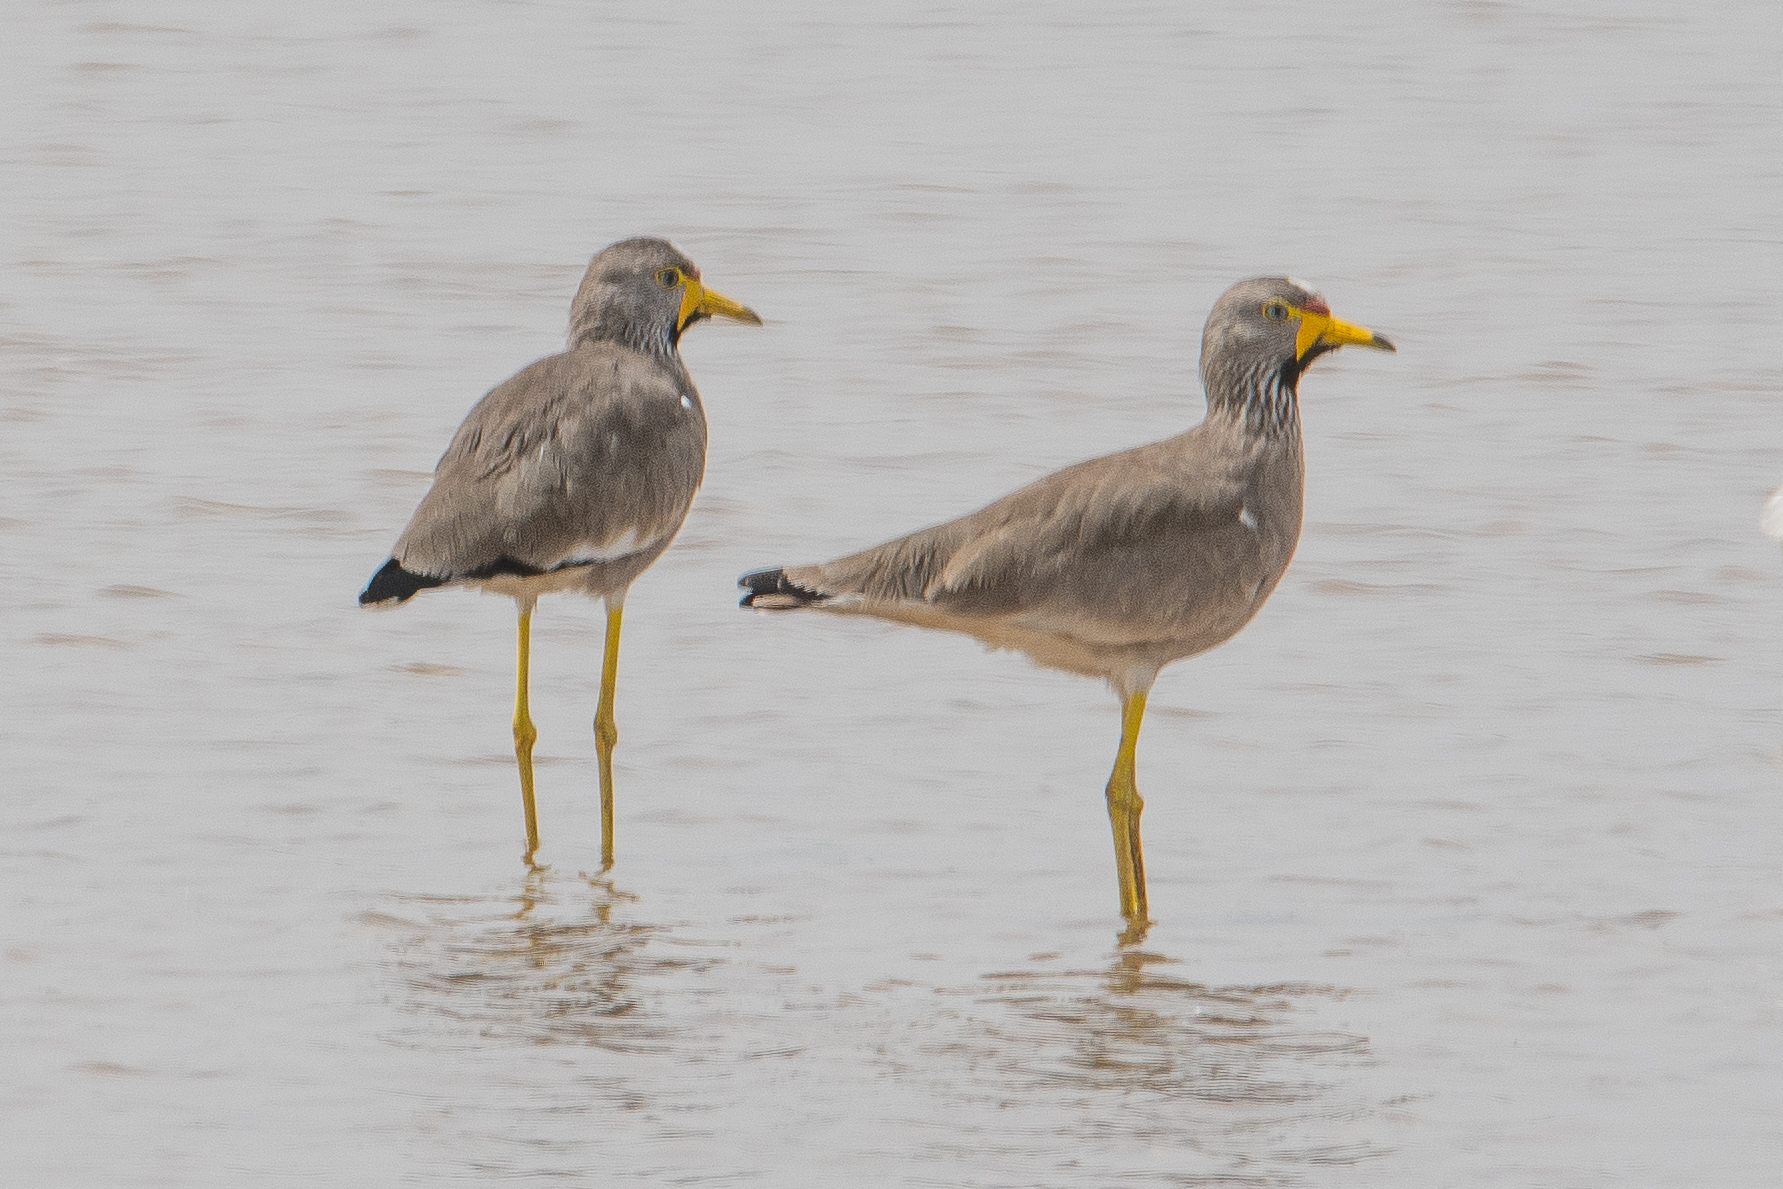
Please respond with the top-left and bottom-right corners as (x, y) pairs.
(1293, 297), (1395, 360)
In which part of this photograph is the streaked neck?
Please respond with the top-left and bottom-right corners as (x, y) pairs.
(570, 311), (680, 361)
(1203, 357), (1300, 440)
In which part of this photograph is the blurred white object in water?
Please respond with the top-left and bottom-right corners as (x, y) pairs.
(1763, 487), (1783, 541)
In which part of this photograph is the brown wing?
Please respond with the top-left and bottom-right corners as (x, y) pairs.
(787, 423), (1263, 624)
(393, 343), (707, 581)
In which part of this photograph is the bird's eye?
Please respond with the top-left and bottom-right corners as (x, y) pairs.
(655, 267), (683, 289)
(1262, 300), (1290, 323)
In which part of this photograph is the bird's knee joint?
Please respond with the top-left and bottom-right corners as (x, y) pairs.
(594, 716), (618, 751)
(1105, 783), (1143, 816)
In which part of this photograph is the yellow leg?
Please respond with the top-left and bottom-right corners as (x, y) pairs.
(513, 601), (541, 865)
(1105, 689), (1150, 933)
(593, 600), (624, 871)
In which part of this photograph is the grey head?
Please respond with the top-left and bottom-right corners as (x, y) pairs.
(1200, 276), (1395, 434)
(567, 237), (762, 358)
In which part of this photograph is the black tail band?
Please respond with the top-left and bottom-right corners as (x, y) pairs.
(738, 567), (825, 608)
(359, 558), (446, 605)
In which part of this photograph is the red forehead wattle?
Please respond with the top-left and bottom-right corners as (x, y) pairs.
(1301, 295), (1330, 316)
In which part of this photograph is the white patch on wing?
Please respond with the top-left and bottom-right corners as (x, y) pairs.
(556, 527), (658, 565)
(1239, 504), (1259, 531)
(680, 395), (692, 410)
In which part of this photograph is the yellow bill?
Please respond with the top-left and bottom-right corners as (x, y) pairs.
(678, 279), (763, 330)
(1294, 307), (1395, 361)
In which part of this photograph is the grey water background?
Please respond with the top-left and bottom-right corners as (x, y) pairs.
(4, 1), (1782, 1184)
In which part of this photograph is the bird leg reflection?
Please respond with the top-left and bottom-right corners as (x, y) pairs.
(512, 862), (550, 922)
(513, 598), (542, 865)
(593, 598), (624, 871)
(1106, 688), (1151, 937)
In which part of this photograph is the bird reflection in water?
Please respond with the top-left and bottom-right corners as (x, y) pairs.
(379, 881), (1387, 1177)
(969, 953), (1367, 1101)
(907, 948), (1388, 1174)
(388, 868), (718, 1053)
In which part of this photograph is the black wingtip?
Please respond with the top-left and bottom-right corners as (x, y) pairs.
(738, 566), (825, 609)
(360, 558), (445, 606)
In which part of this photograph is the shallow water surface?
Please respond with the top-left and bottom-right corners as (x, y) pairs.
(4, 1), (1782, 1185)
